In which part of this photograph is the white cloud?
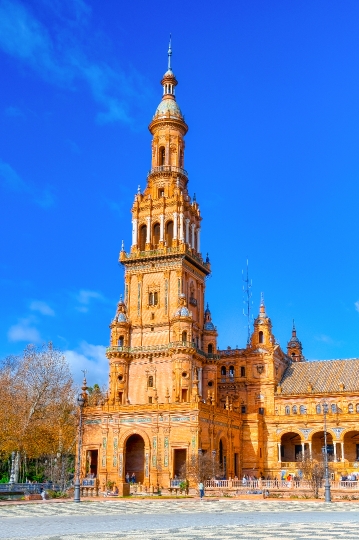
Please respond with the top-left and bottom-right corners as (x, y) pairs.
(315, 334), (334, 344)
(355, 300), (359, 313)
(0, 0), (151, 124)
(75, 289), (105, 312)
(29, 300), (55, 316)
(65, 341), (108, 386)
(4, 105), (24, 117)
(8, 317), (41, 343)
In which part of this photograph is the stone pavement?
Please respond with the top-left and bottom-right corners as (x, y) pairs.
(0, 499), (359, 539)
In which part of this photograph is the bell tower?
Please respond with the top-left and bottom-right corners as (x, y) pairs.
(109, 41), (211, 405)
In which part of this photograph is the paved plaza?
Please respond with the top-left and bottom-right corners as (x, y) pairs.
(1, 499), (359, 539)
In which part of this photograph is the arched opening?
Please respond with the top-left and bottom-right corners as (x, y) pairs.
(311, 431), (334, 461)
(292, 405), (297, 414)
(259, 331), (264, 344)
(285, 405), (290, 415)
(159, 147), (165, 166)
(125, 434), (145, 484)
(221, 366), (226, 376)
(348, 403), (354, 413)
(208, 344), (213, 354)
(166, 220), (173, 248)
(182, 331), (187, 342)
(280, 432), (303, 462)
(343, 430), (359, 462)
(118, 336), (124, 347)
(153, 222), (160, 248)
(139, 225), (147, 251)
(316, 404), (322, 414)
(229, 365), (234, 377)
(219, 438), (226, 477)
(240, 366), (245, 377)
(299, 405), (306, 415)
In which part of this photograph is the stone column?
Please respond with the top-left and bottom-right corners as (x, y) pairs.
(341, 441), (345, 462)
(191, 223), (196, 248)
(301, 442), (305, 458)
(197, 228), (201, 252)
(173, 212), (178, 240)
(179, 213), (184, 241)
(132, 218), (138, 247)
(277, 442), (281, 462)
(308, 441), (312, 459)
(185, 219), (190, 244)
(160, 214), (164, 242)
(146, 216), (151, 245)
(198, 367), (203, 397)
(333, 442), (337, 462)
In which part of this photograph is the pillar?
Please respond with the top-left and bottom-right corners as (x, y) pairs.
(132, 219), (138, 247)
(197, 228), (201, 253)
(198, 367), (203, 397)
(146, 216), (151, 244)
(160, 214), (164, 242)
(185, 219), (190, 244)
(333, 442), (337, 462)
(341, 441), (344, 462)
(301, 442), (305, 458)
(179, 213), (184, 241)
(277, 442), (281, 462)
(173, 212), (178, 240)
(191, 223), (196, 248)
(308, 441), (312, 459)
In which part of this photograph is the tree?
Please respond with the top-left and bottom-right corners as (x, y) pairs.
(0, 343), (76, 483)
(180, 452), (224, 485)
(297, 450), (332, 498)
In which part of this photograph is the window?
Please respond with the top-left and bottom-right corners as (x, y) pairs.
(316, 404), (322, 414)
(149, 292), (158, 306)
(148, 396), (153, 404)
(285, 406), (290, 415)
(259, 408), (264, 415)
(259, 331), (264, 344)
(182, 331), (187, 342)
(159, 147), (165, 166)
(240, 366), (246, 377)
(166, 221), (174, 248)
(229, 365), (235, 377)
(300, 405), (306, 415)
(356, 403), (359, 413)
(348, 403), (354, 413)
(208, 380), (213, 387)
(148, 376), (154, 388)
(139, 224), (147, 251)
(153, 223), (160, 247)
(208, 344), (213, 354)
(292, 405), (297, 414)
(118, 336), (124, 347)
(158, 188), (164, 198)
(241, 405), (247, 414)
(221, 366), (226, 376)
(331, 403), (337, 413)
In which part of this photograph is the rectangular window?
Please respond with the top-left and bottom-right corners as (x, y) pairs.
(148, 396), (153, 404)
(181, 389), (188, 402)
(241, 405), (246, 414)
(240, 366), (246, 377)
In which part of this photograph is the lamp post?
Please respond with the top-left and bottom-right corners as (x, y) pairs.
(73, 392), (85, 503)
(321, 399), (331, 503)
(212, 450), (216, 479)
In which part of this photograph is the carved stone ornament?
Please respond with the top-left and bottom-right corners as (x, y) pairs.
(256, 364), (264, 374)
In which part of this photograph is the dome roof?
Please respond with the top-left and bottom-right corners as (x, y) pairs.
(175, 306), (191, 318)
(204, 321), (215, 331)
(117, 312), (127, 323)
(154, 98), (183, 118)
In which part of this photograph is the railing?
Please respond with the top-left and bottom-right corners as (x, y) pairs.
(0, 482), (59, 493)
(107, 341), (221, 360)
(148, 165), (188, 178)
(204, 479), (359, 491)
(121, 246), (210, 271)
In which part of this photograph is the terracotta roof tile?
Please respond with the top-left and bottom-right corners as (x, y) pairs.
(280, 359), (359, 395)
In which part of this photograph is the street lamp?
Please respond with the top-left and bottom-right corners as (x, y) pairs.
(73, 393), (86, 503)
(320, 399), (331, 503)
(211, 450), (216, 479)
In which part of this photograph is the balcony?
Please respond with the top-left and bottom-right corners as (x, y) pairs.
(106, 341), (221, 360)
(120, 246), (210, 274)
(147, 165), (188, 178)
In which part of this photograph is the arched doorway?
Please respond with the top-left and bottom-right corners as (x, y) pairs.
(139, 225), (147, 251)
(280, 432), (303, 462)
(219, 438), (226, 478)
(343, 431), (359, 462)
(311, 431), (334, 461)
(125, 434), (145, 483)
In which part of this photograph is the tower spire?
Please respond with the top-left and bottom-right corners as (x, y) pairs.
(168, 35), (172, 71)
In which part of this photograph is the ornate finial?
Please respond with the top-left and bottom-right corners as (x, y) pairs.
(119, 294), (123, 303)
(168, 34), (172, 71)
(121, 240), (125, 252)
(137, 185), (141, 194)
(193, 193), (196, 202)
(206, 253), (210, 263)
(292, 319), (296, 331)
(260, 292), (265, 306)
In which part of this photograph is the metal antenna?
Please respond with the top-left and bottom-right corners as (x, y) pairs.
(242, 259), (253, 345)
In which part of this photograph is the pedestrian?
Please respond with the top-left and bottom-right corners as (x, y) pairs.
(131, 472), (136, 483)
(125, 472), (130, 483)
(198, 481), (204, 499)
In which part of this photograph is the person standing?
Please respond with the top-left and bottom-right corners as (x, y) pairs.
(125, 472), (130, 483)
(198, 481), (204, 499)
(131, 473), (136, 483)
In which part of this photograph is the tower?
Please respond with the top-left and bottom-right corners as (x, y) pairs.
(287, 321), (304, 362)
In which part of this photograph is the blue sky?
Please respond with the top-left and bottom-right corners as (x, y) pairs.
(1, 0), (358, 386)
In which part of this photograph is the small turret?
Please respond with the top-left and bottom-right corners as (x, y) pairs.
(250, 294), (276, 349)
(202, 303), (218, 355)
(287, 321), (304, 362)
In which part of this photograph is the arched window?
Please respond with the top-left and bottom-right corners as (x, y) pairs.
(299, 405), (306, 415)
(316, 404), (322, 414)
(149, 292), (153, 305)
(259, 331), (264, 344)
(240, 366), (246, 377)
(331, 403), (337, 413)
(229, 366), (235, 377)
(159, 147), (165, 166)
(348, 403), (354, 413)
(285, 405), (290, 415)
(139, 224), (147, 251)
(292, 405), (297, 414)
(182, 331), (187, 342)
(208, 344), (213, 354)
(118, 336), (124, 347)
(166, 221), (173, 248)
(221, 366), (226, 376)
(356, 403), (359, 413)
(148, 375), (153, 388)
(153, 223), (160, 247)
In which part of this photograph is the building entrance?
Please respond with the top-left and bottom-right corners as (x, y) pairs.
(125, 434), (145, 483)
(173, 449), (187, 478)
